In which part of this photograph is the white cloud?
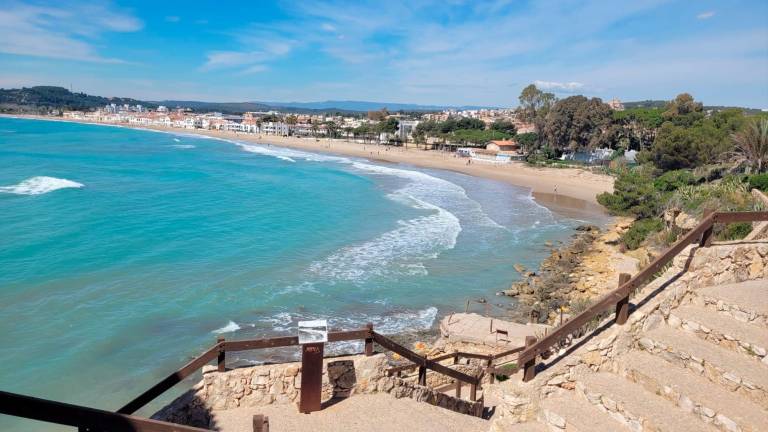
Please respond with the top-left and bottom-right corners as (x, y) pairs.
(697, 11), (715, 20)
(533, 80), (586, 92)
(237, 65), (268, 75)
(0, 2), (142, 62)
(321, 23), (337, 32)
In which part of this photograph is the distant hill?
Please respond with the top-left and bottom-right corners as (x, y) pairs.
(623, 100), (667, 109)
(0, 86), (497, 114)
(0, 86), (154, 113)
(155, 100), (362, 115)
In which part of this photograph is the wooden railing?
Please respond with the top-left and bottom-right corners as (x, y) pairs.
(119, 328), (371, 415)
(0, 390), (210, 432)
(2, 323), (491, 430)
(517, 210), (768, 382)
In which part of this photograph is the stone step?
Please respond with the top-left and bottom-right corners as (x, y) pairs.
(575, 371), (719, 432)
(641, 325), (768, 409)
(541, 394), (629, 431)
(694, 279), (768, 328)
(620, 350), (768, 432)
(670, 304), (768, 362)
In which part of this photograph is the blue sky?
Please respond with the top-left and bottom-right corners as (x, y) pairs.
(1, 0), (767, 107)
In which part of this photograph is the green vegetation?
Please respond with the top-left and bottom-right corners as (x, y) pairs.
(413, 117), (513, 146)
(0, 86), (153, 113)
(621, 218), (664, 250)
(597, 166), (660, 218)
(748, 173), (768, 192)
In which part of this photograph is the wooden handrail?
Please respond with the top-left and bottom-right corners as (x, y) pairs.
(121, 328), (371, 414)
(517, 211), (768, 381)
(1, 390), (209, 432)
(372, 332), (480, 386)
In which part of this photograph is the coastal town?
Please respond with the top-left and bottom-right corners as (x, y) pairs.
(57, 98), (626, 165)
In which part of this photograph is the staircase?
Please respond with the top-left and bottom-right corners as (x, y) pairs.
(488, 242), (768, 432)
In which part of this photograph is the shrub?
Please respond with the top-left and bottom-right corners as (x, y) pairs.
(621, 218), (664, 250)
(716, 222), (753, 241)
(748, 173), (768, 192)
(653, 170), (696, 192)
(597, 165), (660, 218)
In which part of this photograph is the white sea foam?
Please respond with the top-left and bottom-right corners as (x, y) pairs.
(309, 199), (459, 282)
(0, 176), (83, 195)
(226, 140), (509, 283)
(173, 138), (181, 142)
(171, 144), (196, 149)
(212, 320), (241, 334)
(235, 142), (347, 163)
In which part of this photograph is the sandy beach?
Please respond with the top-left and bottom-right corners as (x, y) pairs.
(8, 116), (614, 218)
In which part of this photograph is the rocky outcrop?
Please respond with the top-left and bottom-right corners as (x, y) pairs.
(501, 218), (638, 325)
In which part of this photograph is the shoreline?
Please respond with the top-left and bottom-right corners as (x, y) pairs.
(2, 115), (613, 220)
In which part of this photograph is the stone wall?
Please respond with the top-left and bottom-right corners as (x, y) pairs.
(488, 240), (768, 431)
(154, 352), (485, 427)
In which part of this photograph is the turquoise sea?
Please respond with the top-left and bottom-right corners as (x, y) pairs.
(0, 117), (603, 429)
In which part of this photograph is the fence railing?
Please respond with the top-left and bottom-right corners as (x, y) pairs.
(0, 390), (210, 432)
(517, 210), (768, 382)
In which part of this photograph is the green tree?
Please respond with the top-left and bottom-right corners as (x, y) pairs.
(596, 165), (660, 218)
(516, 132), (538, 152)
(662, 93), (705, 127)
(377, 117), (399, 135)
(324, 120), (339, 138)
(490, 119), (517, 135)
(543, 96), (612, 151)
(641, 123), (700, 170)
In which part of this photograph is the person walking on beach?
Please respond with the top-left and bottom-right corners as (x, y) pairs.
(554, 184), (558, 195)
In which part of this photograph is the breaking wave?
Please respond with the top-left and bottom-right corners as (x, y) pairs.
(0, 176), (83, 195)
(212, 320), (241, 334)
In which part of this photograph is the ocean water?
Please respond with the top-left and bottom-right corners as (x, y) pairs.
(0, 117), (603, 429)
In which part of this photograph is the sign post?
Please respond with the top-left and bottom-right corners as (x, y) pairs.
(298, 320), (328, 414)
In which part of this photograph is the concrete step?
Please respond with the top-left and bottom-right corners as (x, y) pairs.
(641, 325), (768, 409)
(575, 371), (719, 432)
(670, 304), (768, 362)
(694, 279), (768, 328)
(620, 350), (768, 432)
(541, 394), (629, 431)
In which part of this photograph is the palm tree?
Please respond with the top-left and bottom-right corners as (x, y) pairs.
(732, 119), (768, 173)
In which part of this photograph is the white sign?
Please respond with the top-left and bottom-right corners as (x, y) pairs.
(298, 319), (328, 344)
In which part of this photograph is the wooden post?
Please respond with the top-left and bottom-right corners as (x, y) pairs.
(299, 343), (324, 414)
(453, 350), (459, 365)
(486, 357), (495, 384)
(252, 414), (269, 432)
(522, 336), (537, 382)
(418, 366), (427, 386)
(455, 379), (462, 398)
(470, 383), (477, 401)
(700, 209), (715, 247)
(615, 273), (632, 325)
(217, 337), (226, 372)
(364, 323), (374, 356)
